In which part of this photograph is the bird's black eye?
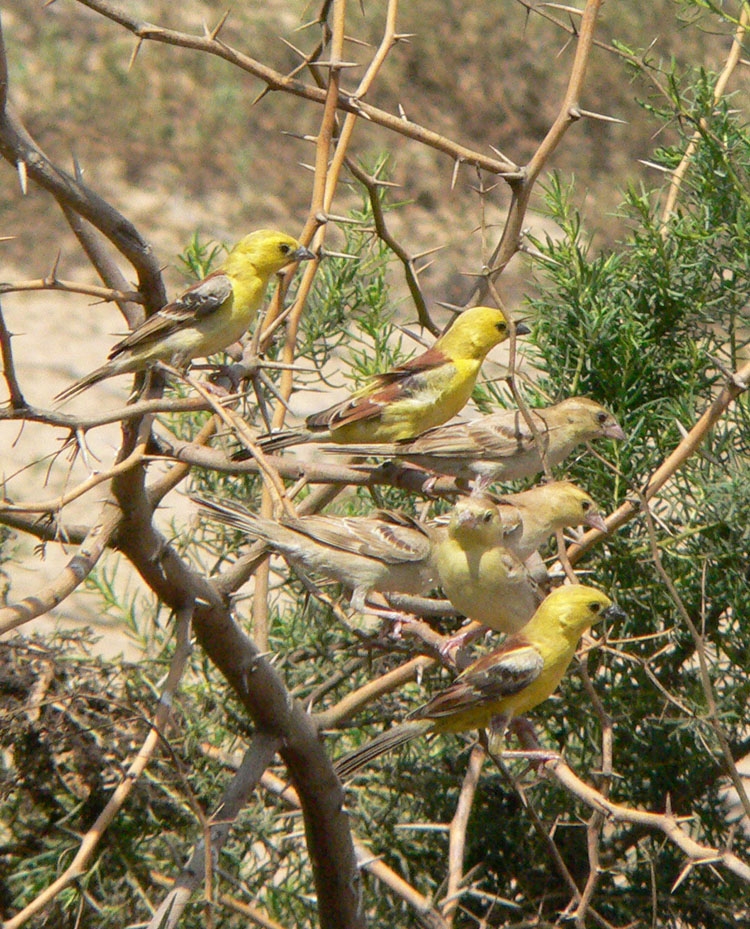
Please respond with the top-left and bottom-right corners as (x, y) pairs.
(582, 500), (591, 511)
(596, 412), (608, 424)
(279, 243), (291, 255)
(496, 321), (508, 333)
(482, 511), (493, 523)
(589, 602), (602, 613)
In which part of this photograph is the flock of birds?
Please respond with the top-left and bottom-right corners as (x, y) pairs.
(57, 228), (628, 776)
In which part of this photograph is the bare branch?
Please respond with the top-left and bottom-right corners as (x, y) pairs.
(147, 733), (282, 929)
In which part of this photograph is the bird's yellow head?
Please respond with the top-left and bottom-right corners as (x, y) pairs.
(545, 481), (608, 533)
(535, 584), (621, 641)
(224, 230), (315, 277)
(558, 397), (626, 442)
(436, 306), (530, 360)
(449, 496), (510, 547)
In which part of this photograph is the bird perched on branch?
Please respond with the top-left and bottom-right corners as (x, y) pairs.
(192, 495), (440, 613)
(496, 480), (608, 561)
(324, 396), (625, 486)
(335, 585), (624, 779)
(432, 494), (543, 636)
(56, 230), (314, 402)
(251, 306), (529, 453)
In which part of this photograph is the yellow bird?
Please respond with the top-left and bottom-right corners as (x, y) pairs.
(432, 495), (543, 635)
(256, 306), (529, 451)
(335, 585), (624, 778)
(193, 495), (439, 613)
(56, 230), (314, 402)
(324, 396), (625, 485)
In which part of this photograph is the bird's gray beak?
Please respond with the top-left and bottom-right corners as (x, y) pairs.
(515, 321), (531, 336)
(292, 245), (316, 262)
(604, 421), (626, 441)
(603, 603), (627, 623)
(586, 511), (609, 534)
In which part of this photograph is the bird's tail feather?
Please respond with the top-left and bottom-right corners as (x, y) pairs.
(191, 495), (260, 536)
(232, 430), (311, 460)
(334, 719), (431, 780)
(54, 362), (116, 404)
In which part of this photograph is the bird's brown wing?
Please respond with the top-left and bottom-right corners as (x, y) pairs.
(108, 271), (233, 358)
(414, 640), (543, 720)
(305, 347), (450, 431)
(281, 511), (432, 564)
(419, 410), (545, 458)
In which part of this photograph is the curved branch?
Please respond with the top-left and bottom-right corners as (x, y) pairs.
(567, 359), (750, 564)
(0, 503), (120, 635)
(472, 0), (606, 298)
(0, 21), (165, 313)
(109, 432), (365, 929)
(547, 756), (750, 885)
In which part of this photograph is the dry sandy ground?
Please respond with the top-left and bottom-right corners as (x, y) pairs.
(1, 269), (176, 660)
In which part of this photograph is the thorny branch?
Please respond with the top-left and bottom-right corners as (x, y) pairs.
(1, 1), (748, 927)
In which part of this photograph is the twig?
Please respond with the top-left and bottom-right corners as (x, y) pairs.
(442, 744), (485, 925)
(3, 605), (194, 929)
(547, 753), (750, 885)
(473, 0), (606, 297)
(639, 497), (750, 826)
(660, 5), (749, 227)
(261, 770), (449, 929)
(314, 654), (436, 730)
(0, 503), (120, 635)
(0, 298), (26, 408)
(73, 0), (520, 178)
(0, 276), (142, 303)
(567, 358), (750, 564)
(147, 733), (282, 929)
(0, 438), (147, 514)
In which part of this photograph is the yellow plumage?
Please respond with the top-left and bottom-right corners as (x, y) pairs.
(256, 306), (529, 451)
(335, 585), (623, 778)
(56, 230), (313, 402)
(432, 495), (542, 635)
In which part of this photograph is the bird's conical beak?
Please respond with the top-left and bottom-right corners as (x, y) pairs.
(602, 603), (627, 623)
(292, 245), (316, 262)
(455, 508), (479, 530)
(586, 511), (609, 534)
(605, 421), (626, 441)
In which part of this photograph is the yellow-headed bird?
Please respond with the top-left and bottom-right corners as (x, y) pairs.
(56, 230), (314, 402)
(433, 495), (542, 635)
(193, 495), (439, 613)
(256, 306), (529, 451)
(325, 396), (625, 485)
(335, 585), (623, 778)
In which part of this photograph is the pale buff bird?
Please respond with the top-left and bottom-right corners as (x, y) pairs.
(324, 396), (625, 485)
(193, 495), (439, 613)
(495, 480), (608, 562)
